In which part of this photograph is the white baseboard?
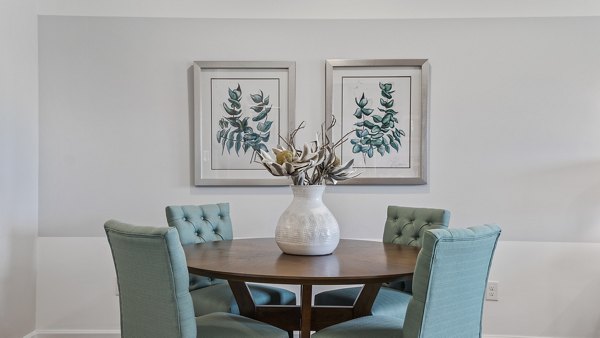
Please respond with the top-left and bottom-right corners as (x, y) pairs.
(23, 330), (120, 338)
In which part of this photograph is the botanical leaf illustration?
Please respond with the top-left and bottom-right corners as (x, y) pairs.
(353, 93), (374, 118)
(216, 84), (274, 162)
(250, 90), (263, 103)
(350, 82), (405, 158)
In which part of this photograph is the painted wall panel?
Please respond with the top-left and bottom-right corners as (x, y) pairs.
(0, 0), (38, 337)
(36, 238), (600, 337)
(39, 16), (600, 242)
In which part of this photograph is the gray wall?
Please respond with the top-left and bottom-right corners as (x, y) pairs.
(39, 16), (600, 242)
(0, 1), (38, 337)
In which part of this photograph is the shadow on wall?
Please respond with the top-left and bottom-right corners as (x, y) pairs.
(0, 226), (36, 338)
(497, 160), (600, 242)
(187, 65), (195, 188)
(483, 240), (600, 338)
(540, 257), (600, 337)
(567, 163), (600, 240)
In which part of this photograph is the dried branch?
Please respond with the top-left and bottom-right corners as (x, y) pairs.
(256, 116), (359, 185)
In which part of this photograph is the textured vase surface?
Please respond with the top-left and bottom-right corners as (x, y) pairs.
(275, 185), (340, 255)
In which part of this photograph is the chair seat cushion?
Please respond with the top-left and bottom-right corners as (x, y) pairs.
(197, 312), (288, 338)
(312, 315), (403, 338)
(191, 283), (296, 316)
(314, 286), (411, 319)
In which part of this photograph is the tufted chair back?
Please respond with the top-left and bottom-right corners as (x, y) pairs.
(383, 206), (451, 247)
(166, 203), (233, 290)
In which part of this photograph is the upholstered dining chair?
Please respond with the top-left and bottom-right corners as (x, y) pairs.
(104, 220), (288, 338)
(165, 203), (296, 316)
(314, 206), (450, 318)
(312, 224), (502, 338)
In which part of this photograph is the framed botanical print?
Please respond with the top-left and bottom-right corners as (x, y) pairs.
(325, 59), (430, 185)
(194, 61), (295, 185)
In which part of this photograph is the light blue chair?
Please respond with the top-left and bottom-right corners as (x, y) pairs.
(312, 224), (501, 338)
(105, 220), (288, 338)
(166, 203), (296, 316)
(314, 206), (450, 318)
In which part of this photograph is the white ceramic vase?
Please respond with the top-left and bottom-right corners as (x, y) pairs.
(275, 185), (340, 256)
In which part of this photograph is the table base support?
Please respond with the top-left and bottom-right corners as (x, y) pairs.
(229, 282), (383, 337)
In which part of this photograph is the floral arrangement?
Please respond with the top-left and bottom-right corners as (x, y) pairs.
(256, 116), (359, 185)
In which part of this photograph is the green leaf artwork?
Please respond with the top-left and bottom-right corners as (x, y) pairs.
(350, 82), (405, 158)
(216, 84), (274, 161)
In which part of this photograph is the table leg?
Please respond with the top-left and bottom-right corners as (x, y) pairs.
(353, 283), (382, 317)
(300, 284), (312, 338)
(228, 280), (256, 317)
(228, 281), (380, 337)
(230, 281), (301, 334)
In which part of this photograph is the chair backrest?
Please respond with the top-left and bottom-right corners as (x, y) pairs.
(165, 203), (232, 290)
(382, 206), (451, 247)
(105, 220), (196, 338)
(165, 203), (233, 245)
(403, 224), (501, 338)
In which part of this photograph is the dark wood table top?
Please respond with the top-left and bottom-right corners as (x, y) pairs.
(185, 238), (420, 338)
(184, 238), (419, 285)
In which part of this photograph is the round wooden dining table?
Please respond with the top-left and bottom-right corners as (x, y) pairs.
(184, 238), (419, 338)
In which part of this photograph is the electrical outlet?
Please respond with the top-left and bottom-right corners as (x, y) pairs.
(486, 281), (499, 301)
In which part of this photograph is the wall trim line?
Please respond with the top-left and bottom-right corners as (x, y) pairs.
(23, 329), (120, 338)
(22, 331), (563, 338)
(22, 331), (36, 338)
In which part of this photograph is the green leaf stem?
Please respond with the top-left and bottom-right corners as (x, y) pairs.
(350, 82), (405, 158)
(216, 85), (274, 161)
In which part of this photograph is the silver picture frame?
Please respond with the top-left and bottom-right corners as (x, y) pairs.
(325, 59), (430, 185)
(193, 61), (296, 186)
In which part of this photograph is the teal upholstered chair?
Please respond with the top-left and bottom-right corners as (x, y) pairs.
(314, 206), (450, 318)
(312, 224), (501, 338)
(166, 203), (296, 316)
(105, 220), (288, 338)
